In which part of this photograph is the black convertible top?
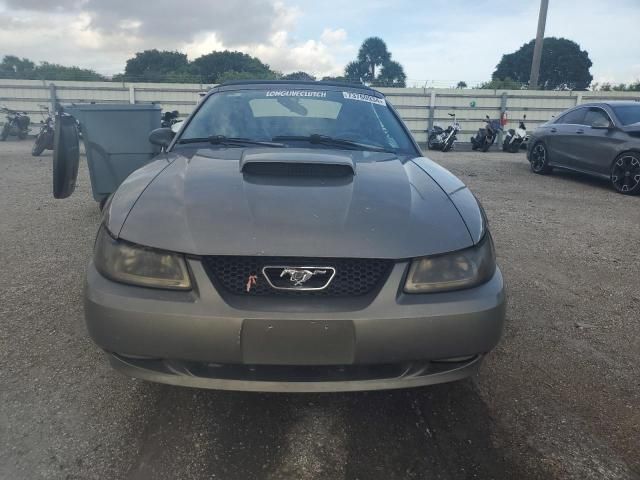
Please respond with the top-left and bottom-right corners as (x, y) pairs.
(214, 79), (383, 97)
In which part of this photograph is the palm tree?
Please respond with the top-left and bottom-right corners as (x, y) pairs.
(357, 37), (391, 80)
(375, 61), (407, 87)
(345, 60), (369, 83)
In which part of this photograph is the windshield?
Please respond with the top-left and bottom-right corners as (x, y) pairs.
(180, 88), (417, 154)
(612, 105), (640, 126)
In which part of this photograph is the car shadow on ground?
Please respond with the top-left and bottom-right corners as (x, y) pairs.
(548, 169), (613, 192)
(124, 379), (549, 480)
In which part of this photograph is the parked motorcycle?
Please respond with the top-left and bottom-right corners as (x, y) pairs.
(427, 113), (461, 152)
(1, 106), (31, 141)
(471, 115), (502, 152)
(502, 114), (527, 153)
(161, 110), (180, 128)
(32, 105), (55, 156)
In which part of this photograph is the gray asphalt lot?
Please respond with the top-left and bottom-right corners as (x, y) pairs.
(1, 139), (638, 480)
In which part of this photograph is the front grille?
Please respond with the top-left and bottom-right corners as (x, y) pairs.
(202, 256), (393, 297)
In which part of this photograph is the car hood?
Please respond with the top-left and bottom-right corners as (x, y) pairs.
(111, 147), (476, 259)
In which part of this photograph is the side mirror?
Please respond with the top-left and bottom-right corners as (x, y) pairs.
(149, 127), (175, 147)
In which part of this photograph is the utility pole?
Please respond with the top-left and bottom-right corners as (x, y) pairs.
(529, 0), (549, 89)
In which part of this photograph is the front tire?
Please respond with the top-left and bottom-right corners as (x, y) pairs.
(32, 134), (46, 156)
(427, 134), (438, 150)
(610, 153), (640, 195)
(530, 142), (552, 174)
(0, 124), (8, 141)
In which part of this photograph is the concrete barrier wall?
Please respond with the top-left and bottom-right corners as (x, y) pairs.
(2, 79), (639, 142)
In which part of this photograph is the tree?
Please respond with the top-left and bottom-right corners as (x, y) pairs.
(0, 55), (35, 76)
(33, 62), (104, 81)
(344, 61), (369, 83)
(281, 71), (316, 81)
(191, 51), (276, 83)
(456, 81), (468, 89)
(593, 81), (640, 92)
(342, 38), (406, 87)
(493, 37), (593, 90)
(320, 75), (349, 83)
(479, 77), (524, 90)
(374, 60), (406, 87)
(215, 69), (279, 84)
(0, 55), (104, 80)
(357, 37), (391, 80)
(123, 50), (192, 82)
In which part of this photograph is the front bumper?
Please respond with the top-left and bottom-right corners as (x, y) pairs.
(84, 258), (506, 392)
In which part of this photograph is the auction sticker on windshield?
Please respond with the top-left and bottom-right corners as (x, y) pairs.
(266, 90), (327, 98)
(342, 91), (386, 106)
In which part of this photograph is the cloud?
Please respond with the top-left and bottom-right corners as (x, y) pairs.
(1, 0), (296, 46)
(0, 0), (348, 77)
(3, 0), (83, 11)
(320, 28), (347, 45)
(247, 31), (344, 77)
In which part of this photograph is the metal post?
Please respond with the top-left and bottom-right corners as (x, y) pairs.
(576, 92), (583, 105)
(49, 83), (58, 113)
(428, 90), (436, 134)
(129, 85), (135, 104)
(529, 0), (549, 89)
(498, 92), (507, 145)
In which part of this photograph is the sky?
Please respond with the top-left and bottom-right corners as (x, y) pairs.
(0, 0), (638, 86)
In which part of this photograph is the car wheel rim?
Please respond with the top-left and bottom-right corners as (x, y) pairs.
(531, 144), (546, 171)
(612, 155), (640, 192)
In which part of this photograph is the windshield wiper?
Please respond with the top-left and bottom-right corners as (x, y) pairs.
(272, 134), (394, 152)
(178, 135), (284, 147)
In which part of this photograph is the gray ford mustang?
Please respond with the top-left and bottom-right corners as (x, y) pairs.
(85, 80), (505, 392)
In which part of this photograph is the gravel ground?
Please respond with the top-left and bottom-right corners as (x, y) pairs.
(0, 139), (638, 480)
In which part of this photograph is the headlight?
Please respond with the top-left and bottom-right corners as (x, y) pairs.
(94, 226), (191, 290)
(404, 233), (496, 293)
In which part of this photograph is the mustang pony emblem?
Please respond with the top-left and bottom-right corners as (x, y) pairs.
(280, 268), (327, 286)
(246, 274), (258, 292)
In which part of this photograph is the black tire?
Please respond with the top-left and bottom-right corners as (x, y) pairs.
(0, 124), (8, 141)
(52, 115), (80, 199)
(530, 142), (552, 174)
(427, 134), (438, 150)
(18, 130), (28, 140)
(32, 134), (46, 156)
(502, 140), (509, 152)
(509, 141), (520, 153)
(481, 140), (491, 152)
(610, 153), (640, 195)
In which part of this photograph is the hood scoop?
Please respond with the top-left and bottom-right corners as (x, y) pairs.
(240, 150), (355, 177)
